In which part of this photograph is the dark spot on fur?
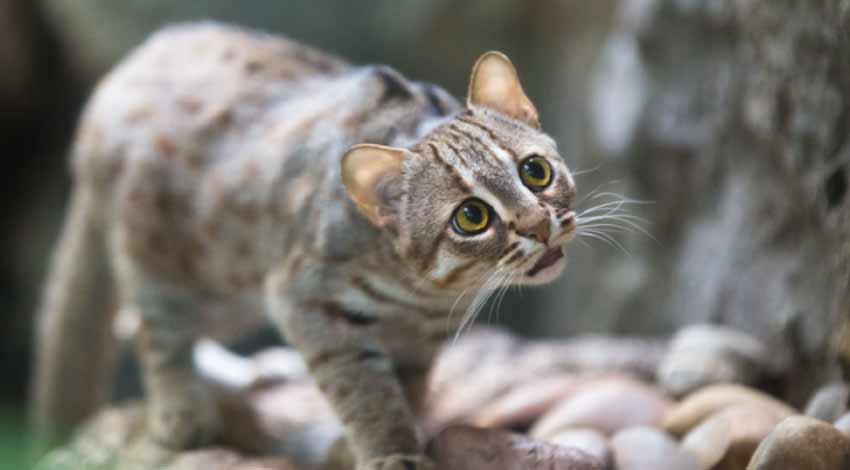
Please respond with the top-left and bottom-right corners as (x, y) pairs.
(177, 96), (203, 114)
(357, 348), (385, 362)
(244, 59), (264, 74)
(825, 165), (847, 209)
(374, 66), (414, 102)
(342, 309), (378, 326)
(153, 135), (177, 159)
(425, 85), (449, 116)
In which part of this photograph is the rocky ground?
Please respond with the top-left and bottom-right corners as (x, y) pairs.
(36, 325), (850, 470)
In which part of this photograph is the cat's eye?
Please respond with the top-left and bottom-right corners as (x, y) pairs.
(519, 155), (552, 191)
(452, 198), (491, 235)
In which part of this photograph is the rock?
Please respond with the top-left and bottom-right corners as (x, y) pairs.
(680, 404), (783, 470)
(662, 384), (796, 436)
(657, 324), (782, 397)
(530, 376), (672, 438)
(33, 404), (304, 470)
(428, 425), (607, 470)
(546, 429), (612, 467)
(250, 382), (342, 465)
(611, 426), (700, 470)
(679, 408), (731, 469)
(747, 415), (850, 470)
(472, 374), (585, 428)
(521, 336), (668, 381)
(836, 412), (850, 436)
(803, 382), (849, 423)
(426, 329), (526, 430)
(168, 450), (297, 470)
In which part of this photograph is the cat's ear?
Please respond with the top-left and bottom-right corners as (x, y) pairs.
(467, 51), (539, 128)
(342, 143), (406, 230)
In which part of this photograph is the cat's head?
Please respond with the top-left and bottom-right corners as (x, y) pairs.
(342, 52), (576, 290)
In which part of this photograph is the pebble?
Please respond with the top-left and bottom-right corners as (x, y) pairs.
(522, 336), (668, 381)
(662, 384), (795, 436)
(169, 450), (298, 470)
(803, 382), (849, 423)
(472, 374), (584, 428)
(611, 426), (700, 470)
(429, 425), (607, 470)
(546, 428), (612, 467)
(531, 376), (672, 438)
(747, 415), (850, 470)
(836, 412), (850, 435)
(680, 404), (783, 470)
(657, 324), (779, 397)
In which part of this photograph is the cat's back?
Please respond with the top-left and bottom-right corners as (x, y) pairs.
(72, 22), (349, 186)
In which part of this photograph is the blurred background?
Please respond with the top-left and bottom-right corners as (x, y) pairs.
(2, 0), (848, 467)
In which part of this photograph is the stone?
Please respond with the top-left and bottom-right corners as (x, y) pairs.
(803, 382), (849, 423)
(521, 336), (668, 381)
(747, 415), (850, 470)
(681, 404), (783, 470)
(662, 384), (795, 436)
(426, 328), (526, 430)
(472, 374), (584, 428)
(429, 425), (607, 470)
(530, 376), (672, 438)
(836, 412), (850, 436)
(611, 426), (700, 470)
(546, 429), (612, 467)
(656, 324), (782, 397)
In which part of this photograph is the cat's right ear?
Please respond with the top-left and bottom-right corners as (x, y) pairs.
(342, 143), (406, 231)
(467, 51), (539, 128)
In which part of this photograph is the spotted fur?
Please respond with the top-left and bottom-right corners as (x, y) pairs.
(33, 22), (576, 469)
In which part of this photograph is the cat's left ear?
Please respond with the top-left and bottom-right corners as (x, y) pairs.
(468, 51), (539, 128)
(342, 143), (406, 231)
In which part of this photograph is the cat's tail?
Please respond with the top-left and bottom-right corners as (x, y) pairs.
(31, 179), (118, 454)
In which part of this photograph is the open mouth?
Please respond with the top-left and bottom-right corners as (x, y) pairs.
(526, 247), (564, 277)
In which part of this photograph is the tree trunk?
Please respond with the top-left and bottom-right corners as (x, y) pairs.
(593, 0), (850, 403)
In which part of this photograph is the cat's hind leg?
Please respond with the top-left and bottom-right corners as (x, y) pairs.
(118, 271), (220, 449)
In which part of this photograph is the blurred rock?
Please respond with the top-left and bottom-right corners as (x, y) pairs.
(472, 374), (584, 429)
(426, 328), (525, 430)
(746, 415), (850, 470)
(34, 404), (302, 470)
(680, 404), (783, 470)
(530, 376), (672, 438)
(803, 382), (849, 423)
(662, 384), (795, 436)
(546, 429), (612, 468)
(836, 412), (850, 436)
(610, 426), (700, 470)
(428, 425), (607, 470)
(522, 336), (668, 381)
(657, 323), (784, 397)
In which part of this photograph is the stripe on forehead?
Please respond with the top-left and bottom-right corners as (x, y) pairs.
(453, 118), (519, 164)
(432, 138), (513, 221)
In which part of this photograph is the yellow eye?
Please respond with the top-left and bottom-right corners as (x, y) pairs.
(452, 199), (491, 235)
(519, 155), (552, 190)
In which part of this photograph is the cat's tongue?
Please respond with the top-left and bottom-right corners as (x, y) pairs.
(526, 247), (564, 277)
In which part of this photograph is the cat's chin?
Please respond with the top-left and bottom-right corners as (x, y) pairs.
(520, 247), (567, 285)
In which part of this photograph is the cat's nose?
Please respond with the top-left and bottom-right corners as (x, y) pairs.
(522, 218), (550, 244)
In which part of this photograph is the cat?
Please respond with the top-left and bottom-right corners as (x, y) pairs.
(33, 22), (577, 470)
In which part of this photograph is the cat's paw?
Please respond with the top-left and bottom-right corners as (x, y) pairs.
(147, 386), (221, 449)
(361, 454), (437, 470)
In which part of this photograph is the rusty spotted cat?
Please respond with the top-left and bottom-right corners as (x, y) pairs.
(33, 22), (577, 470)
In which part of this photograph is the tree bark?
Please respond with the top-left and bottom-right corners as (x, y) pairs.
(593, 0), (850, 403)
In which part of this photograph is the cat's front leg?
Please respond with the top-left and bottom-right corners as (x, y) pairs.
(273, 301), (435, 470)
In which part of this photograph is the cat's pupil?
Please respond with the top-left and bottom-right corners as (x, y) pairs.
(463, 204), (483, 224)
(524, 160), (546, 180)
